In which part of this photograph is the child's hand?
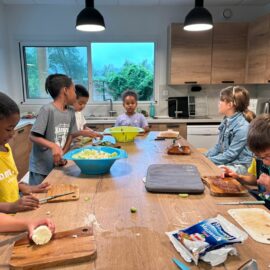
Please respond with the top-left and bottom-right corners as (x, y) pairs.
(257, 173), (270, 193)
(51, 144), (63, 165)
(81, 129), (101, 138)
(57, 159), (67, 167)
(219, 165), (239, 179)
(11, 195), (40, 212)
(28, 218), (55, 239)
(30, 182), (50, 193)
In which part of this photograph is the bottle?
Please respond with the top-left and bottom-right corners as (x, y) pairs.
(149, 102), (155, 118)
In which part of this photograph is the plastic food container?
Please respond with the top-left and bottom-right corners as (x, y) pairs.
(104, 126), (144, 142)
(63, 146), (128, 175)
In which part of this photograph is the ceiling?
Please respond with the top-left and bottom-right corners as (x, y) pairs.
(1, 0), (270, 6)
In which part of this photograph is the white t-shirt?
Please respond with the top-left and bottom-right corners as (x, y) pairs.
(75, 111), (86, 131)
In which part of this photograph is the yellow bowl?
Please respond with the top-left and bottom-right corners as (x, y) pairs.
(104, 126), (144, 142)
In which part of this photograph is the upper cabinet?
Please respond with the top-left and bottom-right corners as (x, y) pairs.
(211, 23), (248, 84)
(168, 23), (212, 85)
(246, 14), (270, 84)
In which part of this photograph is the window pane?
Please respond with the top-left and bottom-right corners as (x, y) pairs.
(91, 42), (155, 102)
(23, 46), (88, 99)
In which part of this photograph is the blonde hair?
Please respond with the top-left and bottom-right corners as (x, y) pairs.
(220, 86), (250, 112)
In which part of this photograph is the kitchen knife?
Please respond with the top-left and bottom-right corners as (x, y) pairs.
(217, 201), (265, 205)
(0, 231), (28, 247)
(39, 191), (75, 204)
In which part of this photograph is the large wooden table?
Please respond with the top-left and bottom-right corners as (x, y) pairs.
(1, 132), (269, 269)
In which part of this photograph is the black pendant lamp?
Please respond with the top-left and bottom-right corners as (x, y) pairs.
(183, 0), (213, 31)
(76, 0), (105, 32)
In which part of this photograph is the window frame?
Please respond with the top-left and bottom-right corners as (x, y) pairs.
(20, 40), (158, 105)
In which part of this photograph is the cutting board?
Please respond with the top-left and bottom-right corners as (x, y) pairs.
(9, 226), (96, 269)
(202, 176), (248, 196)
(228, 208), (270, 244)
(46, 184), (80, 202)
(156, 129), (179, 139)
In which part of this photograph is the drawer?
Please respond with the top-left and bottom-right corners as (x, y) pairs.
(86, 124), (104, 132)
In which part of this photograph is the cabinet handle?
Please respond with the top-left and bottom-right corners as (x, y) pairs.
(18, 128), (25, 134)
(221, 80), (234, 83)
(184, 81), (197, 84)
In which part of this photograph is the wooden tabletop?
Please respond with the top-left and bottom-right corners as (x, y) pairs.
(1, 132), (269, 270)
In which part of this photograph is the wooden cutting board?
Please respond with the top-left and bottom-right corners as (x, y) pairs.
(202, 176), (248, 196)
(46, 184), (80, 202)
(228, 208), (270, 244)
(156, 130), (179, 139)
(9, 226), (96, 270)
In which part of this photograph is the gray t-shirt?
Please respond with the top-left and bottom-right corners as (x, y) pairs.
(29, 103), (77, 176)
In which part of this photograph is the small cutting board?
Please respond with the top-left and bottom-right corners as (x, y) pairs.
(228, 208), (270, 244)
(9, 226), (96, 270)
(156, 129), (179, 139)
(46, 184), (80, 202)
(202, 176), (248, 196)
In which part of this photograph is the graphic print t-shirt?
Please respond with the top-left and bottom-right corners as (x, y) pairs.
(0, 144), (19, 202)
(29, 103), (78, 175)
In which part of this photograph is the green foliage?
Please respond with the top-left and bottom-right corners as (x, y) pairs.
(95, 61), (153, 101)
(26, 49), (39, 98)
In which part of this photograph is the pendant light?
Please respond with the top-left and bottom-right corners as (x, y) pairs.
(76, 0), (105, 32)
(183, 0), (213, 31)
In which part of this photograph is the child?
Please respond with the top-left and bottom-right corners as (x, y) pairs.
(29, 74), (78, 185)
(115, 90), (149, 132)
(205, 86), (253, 174)
(0, 213), (55, 237)
(222, 114), (270, 194)
(73, 84), (102, 138)
(0, 92), (48, 213)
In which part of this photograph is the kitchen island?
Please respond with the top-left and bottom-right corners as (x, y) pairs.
(1, 132), (269, 269)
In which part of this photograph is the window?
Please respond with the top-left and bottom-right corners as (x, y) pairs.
(22, 46), (88, 99)
(21, 42), (155, 102)
(91, 42), (155, 102)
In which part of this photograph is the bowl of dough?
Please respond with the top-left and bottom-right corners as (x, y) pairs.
(63, 146), (128, 175)
(103, 126), (144, 143)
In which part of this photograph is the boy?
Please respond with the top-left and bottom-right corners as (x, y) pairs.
(222, 114), (270, 194)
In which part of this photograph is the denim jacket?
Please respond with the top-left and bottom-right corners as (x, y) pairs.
(206, 112), (253, 166)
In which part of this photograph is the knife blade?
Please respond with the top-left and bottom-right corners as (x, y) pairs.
(0, 231), (28, 247)
(39, 191), (75, 204)
(217, 201), (265, 205)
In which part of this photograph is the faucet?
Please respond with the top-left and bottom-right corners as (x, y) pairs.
(104, 98), (117, 117)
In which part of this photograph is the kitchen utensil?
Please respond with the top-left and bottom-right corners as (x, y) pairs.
(172, 258), (190, 270)
(202, 176), (248, 196)
(0, 231), (28, 247)
(103, 126), (144, 142)
(39, 191), (75, 204)
(228, 208), (270, 244)
(45, 184), (79, 203)
(63, 146), (128, 175)
(9, 226), (96, 270)
(217, 201), (265, 205)
(238, 259), (258, 270)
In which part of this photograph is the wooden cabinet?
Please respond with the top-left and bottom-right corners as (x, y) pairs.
(168, 23), (212, 85)
(211, 23), (248, 84)
(86, 123), (106, 132)
(9, 125), (32, 181)
(246, 14), (270, 83)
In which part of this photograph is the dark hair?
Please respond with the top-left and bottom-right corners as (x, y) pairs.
(220, 86), (249, 112)
(75, 84), (89, 98)
(0, 92), (20, 120)
(243, 109), (256, 123)
(122, 90), (138, 102)
(45, 74), (73, 99)
(247, 114), (270, 153)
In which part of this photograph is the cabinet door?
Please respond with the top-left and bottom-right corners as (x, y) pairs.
(246, 15), (270, 83)
(168, 23), (212, 85)
(9, 125), (32, 180)
(86, 124), (104, 132)
(212, 23), (248, 84)
(149, 124), (160, 131)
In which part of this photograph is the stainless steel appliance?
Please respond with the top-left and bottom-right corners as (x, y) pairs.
(168, 96), (194, 118)
(263, 100), (270, 114)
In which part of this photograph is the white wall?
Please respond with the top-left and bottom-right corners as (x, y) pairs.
(2, 3), (270, 116)
(0, 2), (8, 94)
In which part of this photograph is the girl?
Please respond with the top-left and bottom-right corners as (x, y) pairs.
(205, 86), (253, 174)
(29, 74), (78, 185)
(0, 92), (48, 213)
(115, 90), (149, 132)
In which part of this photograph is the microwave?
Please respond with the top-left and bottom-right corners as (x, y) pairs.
(168, 96), (195, 118)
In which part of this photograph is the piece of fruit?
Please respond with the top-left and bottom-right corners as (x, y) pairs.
(32, 225), (52, 245)
(130, 207), (137, 213)
(178, 193), (189, 198)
